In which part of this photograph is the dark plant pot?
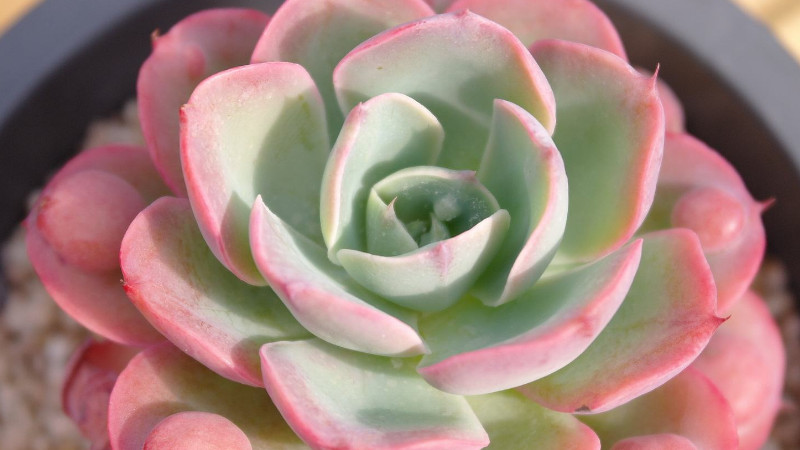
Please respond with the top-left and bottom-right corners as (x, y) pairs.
(2, 0), (800, 303)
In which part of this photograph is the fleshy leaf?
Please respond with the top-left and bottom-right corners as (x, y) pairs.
(138, 9), (270, 195)
(339, 210), (510, 312)
(250, 196), (426, 357)
(531, 39), (663, 262)
(36, 170), (146, 273)
(108, 343), (305, 450)
(518, 229), (722, 413)
(334, 11), (555, 170)
(692, 291), (785, 450)
(121, 197), (309, 387)
(32, 145), (167, 273)
(472, 99), (568, 306)
(639, 133), (765, 313)
(62, 339), (139, 449)
(639, 68), (685, 132)
(30, 143), (172, 281)
(365, 192), (419, 256)
(251, 0), (434, 139)
(143, 412), (252, 450)
(25, 219), (163, 347)
(445, 0), (626, 58)
(260, 339), (489, 450)
(24, 146), (167, 346)
(320, 93), (443, 262)
(611, 434), (697, 450)
(45, 144), (169, 202)
(581, 368), (738, 450)
(420, 213), (451, 246)
(418, 239), (642, 395)
(371, 166), (501, 235)
(181, 62), (329, 285)
(467, 391), (600, 449)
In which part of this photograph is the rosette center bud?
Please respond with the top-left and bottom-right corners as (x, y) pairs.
(335, 165), (511, 312)
(367, 166), (502, 255)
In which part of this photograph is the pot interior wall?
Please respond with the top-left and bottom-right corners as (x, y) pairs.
(1, 0), (799, 302)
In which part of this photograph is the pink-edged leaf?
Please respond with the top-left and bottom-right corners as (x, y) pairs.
(24, 146), (168, 346)
(138, 8), (269, 196)
(46, 145), (170, 201)
(418, 239), (642, 395)
(250, 196), (426, 357)
(638, 68), (685, 132)
(121, 197), (309, 387)
(641, 132), (766, 313)
(467, 390), (600, 449)
(338, 210), (510, 312)
(581, 367), (739, 450)
(143, 412), (252, 450)
(518, 229), (722, 413)
(530, 39), (664, 263)
(260, 339), (489, 450)
(181, 62), (329, 286)
(446, 0), (626, 58)
(472, 99), (568, 306)
(36, 170), (146, 273)
(33, 144), (169, 273)
(251, 0), (434, 139)
(692, 291), (785, 450)
(25, 219), (163, 347)
(320, 93), (443, 262)
(62, 339), (139, 450)
(108, 343), (304, 450)
(334, 11), (555, 170)
(611, 434), (697, 450)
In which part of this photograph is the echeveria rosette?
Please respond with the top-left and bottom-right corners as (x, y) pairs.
(115, 0), (741, 447)
(24, 0), (777, 448)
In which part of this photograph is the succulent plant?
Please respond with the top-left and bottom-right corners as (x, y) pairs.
(25, 0), (783, 448)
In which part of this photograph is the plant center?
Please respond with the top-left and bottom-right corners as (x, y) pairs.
(365, 166), (501, 255)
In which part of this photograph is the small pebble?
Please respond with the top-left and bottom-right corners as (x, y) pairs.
(1, 227), (33, 285)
